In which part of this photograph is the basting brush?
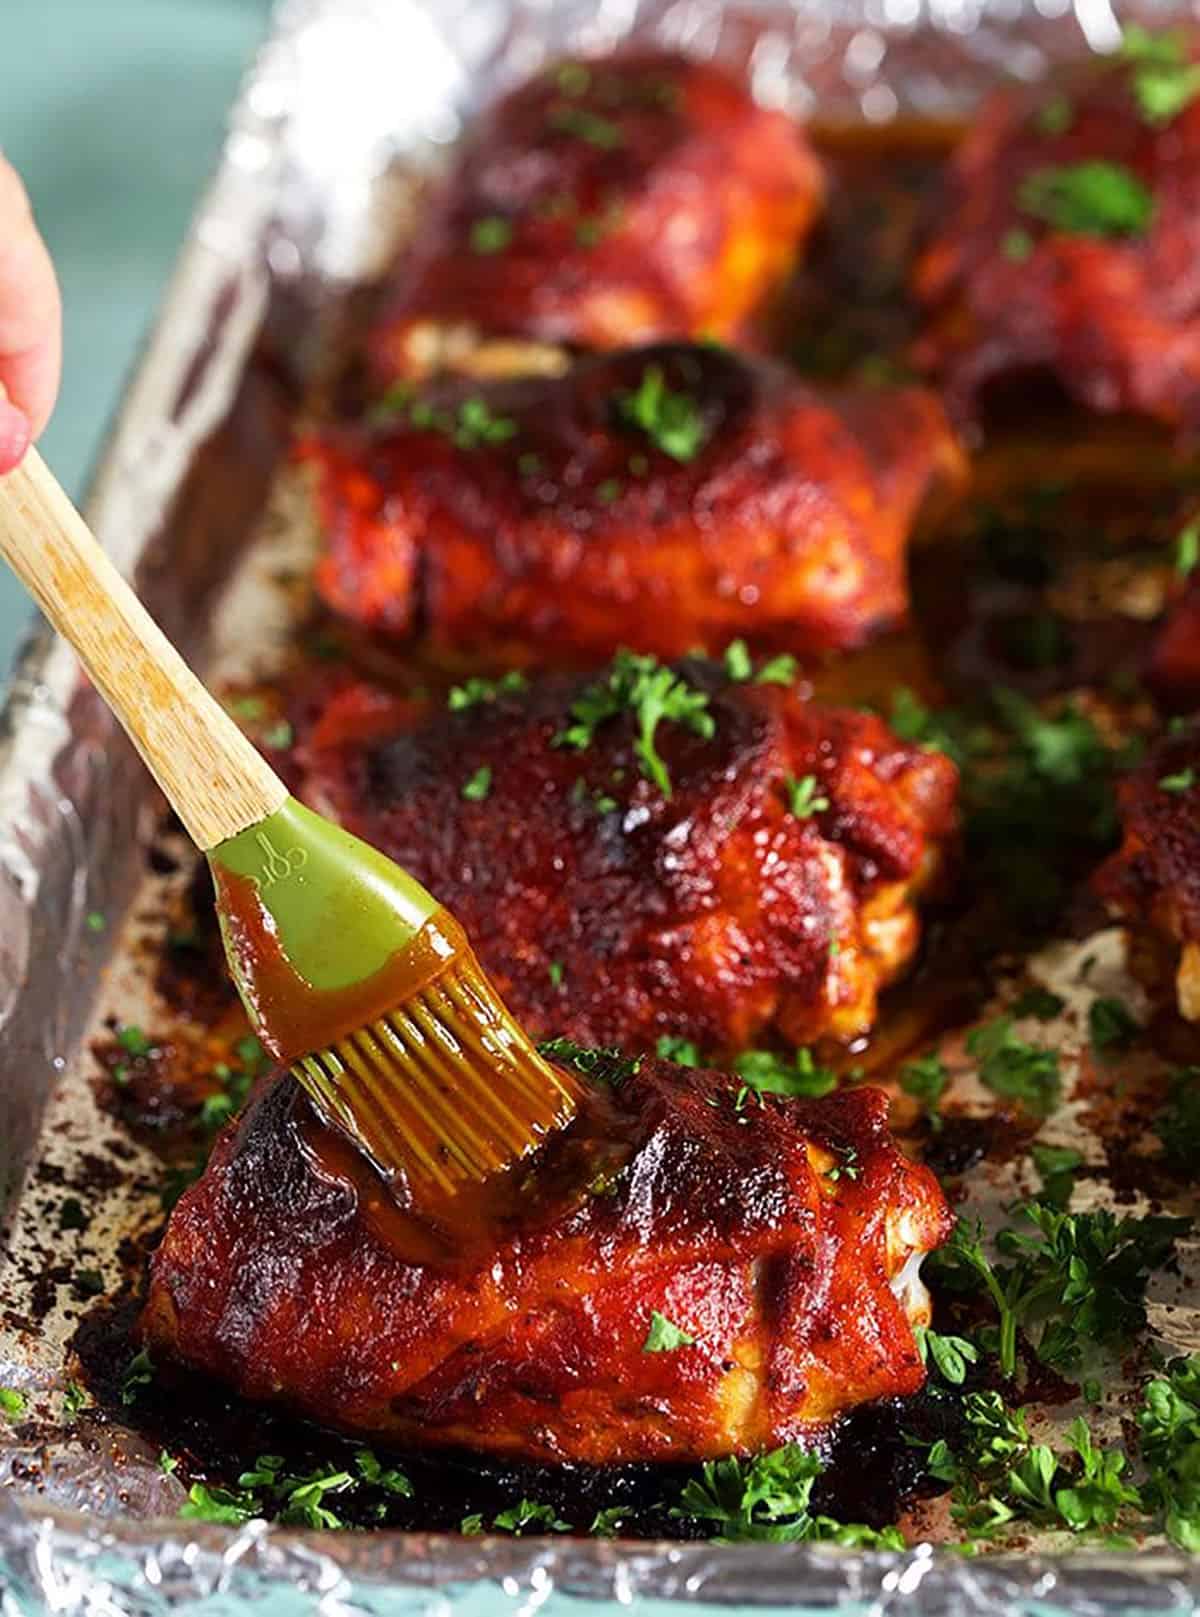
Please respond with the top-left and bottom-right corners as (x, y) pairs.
(0, 449), (579, 1200)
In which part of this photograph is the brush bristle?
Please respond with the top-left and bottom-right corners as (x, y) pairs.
(290, 956), (579, 1196)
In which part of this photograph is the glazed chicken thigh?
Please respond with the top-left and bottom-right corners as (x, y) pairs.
(1096, 716), (1200, 1020)
(293, 658), (958, 1054)
(302, 343), (964, 666)
(914, 28), (1200, 433)
(368, 51), (821, 380)
(142, 1060), (952, 1464)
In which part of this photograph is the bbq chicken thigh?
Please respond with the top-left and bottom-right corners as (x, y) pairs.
(914, 28), (1200, 433)
(368, 51), (821, 381)
(142, 1060), (952, 1464)
(1096, 717), (1200, 1020)
(293, 658), (958, 1054)
(301, 343), (964, 666)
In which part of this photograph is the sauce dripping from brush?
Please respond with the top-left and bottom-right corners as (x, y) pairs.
(292, 1075), (634, 1271)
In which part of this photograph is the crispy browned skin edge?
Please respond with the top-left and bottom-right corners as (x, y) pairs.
(1095, 717), (1200, 1018)
(299, 343), (965, 664)
(369, 51), (822, 378)
(142, 1066), (952, 1464)
(293, 662), (959, 1052)
(913, 39), (1200, 432)
(1146, 581), (1200, 712)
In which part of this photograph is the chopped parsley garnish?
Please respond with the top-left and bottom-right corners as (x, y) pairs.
(116, 1024), (154, 1057)
(899, 1052), (950, 1131)
(1120, 25), (1200, 125)
(784, 773), (829, 820)
(589, 1506), (627, 1537)
(732, 1046), (838, 1098)
(85, 910), (106, 933)
(461, 765), (492, 802)
(119, 1348), (154, 1406)
(181, 1483), (259, 1527)
(460, 1513), (484, 1534)
(1017, 161), (1155, 238)
(262, 721), (293, 750)
(1088, 994), (1140, 1054)
(1011, 985), (1066, 1020)
(723, 638), (753, 681)
(1177, 520), (1200, 576)
(1030, 1142), (1084, 1210)
(1153, 1066), (1200, 1168)
(469, 215), (513, 254)
(555, 62), (591, 96)
(1035, 93), (1074, 135)
(1160, 768), (1197, 793)
(548, 104), (623, 148)
(491, 1499), (572, 1534)
(915, 1327), (980, 1386)
(539, 1036), (642, 1087)
(1002, 228), (1034, 262)
(918, 1394), (1141, 1539)
(824, 1145), (860, 1183)
(618, 364), (708, 462)
(448, 670), (527, 709)
(453, 396), (518, 448)
(0, 1388), (26, 1418)
(672, 1444), (903, 1546)
(643, 1310), (696, 1352)
(656, 1034), (702, 1066)
(1139, 1354), (1200, 1550)
(61, 1380), (88, 1419)
(721, 638), (796, 685)
(966, 1016), (1061, 1115)
(554, 649), (715, 798)
(995, 1202), (1190, 1371)
(159, 1450), (179, 1475)
(547, 960), (564, 988)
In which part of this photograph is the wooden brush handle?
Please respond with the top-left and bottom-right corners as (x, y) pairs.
(0, 448), (286, 850)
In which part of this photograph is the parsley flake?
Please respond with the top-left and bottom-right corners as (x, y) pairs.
(1160, 768), (1197, 793)
(967, 1017), (1061, 1115)
(656, 1034), (702, 1066)
(732, 1046), (837, 1098)
(554, 650), (715, 798)
(1176, 520), (1200, 576)
(1088, 995), (1140, 1054)
(461, 765), (492, 802)
(539, 1036), (642, 1087)
(643, 1310), (696, 1352)
(1018, 161), (1155, 238)
(900, 1052), (950, 1131)
(618, 364), (708, 462)
(470, 215), (513, 254)
(0, 1388), (26, 1418)
(784, 773), (829, 820)
(448, 671), (527, 709)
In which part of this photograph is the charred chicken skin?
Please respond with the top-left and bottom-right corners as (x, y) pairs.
(914, 29), (1200, 432)
(142, 1062), (952, 1464)
(301, 343), (964, 666)
(292, 658), (958, 1053)
(1096, 717), (1200, 1020)
(368, 51), (821, 380)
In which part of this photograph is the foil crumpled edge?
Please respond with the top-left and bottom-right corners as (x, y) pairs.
(4, 0), (1200, 1609)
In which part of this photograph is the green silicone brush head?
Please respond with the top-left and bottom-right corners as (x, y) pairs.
(206, 796), (578, 1198)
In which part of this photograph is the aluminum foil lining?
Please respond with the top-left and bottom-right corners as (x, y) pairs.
(3, 0), (1200, 1610)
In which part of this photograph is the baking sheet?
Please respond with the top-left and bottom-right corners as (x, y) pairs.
(5, 0), (1200, 1610)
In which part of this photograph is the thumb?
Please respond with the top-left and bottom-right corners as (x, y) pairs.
(0, 157), (61, 447)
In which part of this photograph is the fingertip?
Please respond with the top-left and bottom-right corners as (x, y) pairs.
(0, 397), (31, 475)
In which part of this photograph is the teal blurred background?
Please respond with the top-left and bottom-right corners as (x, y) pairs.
(0, 0), (273, 673)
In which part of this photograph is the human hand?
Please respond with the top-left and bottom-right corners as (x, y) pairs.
(0, 156), (61, 474)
